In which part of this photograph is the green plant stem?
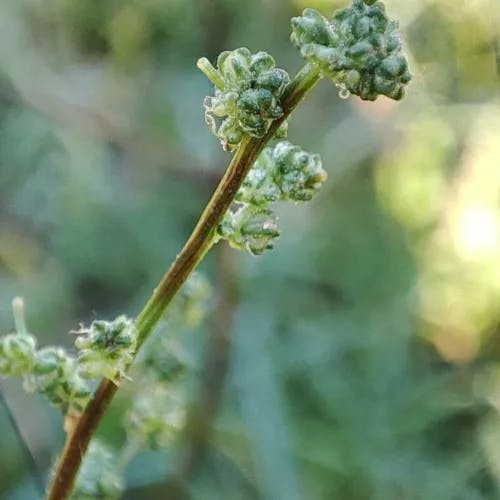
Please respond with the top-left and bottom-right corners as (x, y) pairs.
(45, 62), (321, 500)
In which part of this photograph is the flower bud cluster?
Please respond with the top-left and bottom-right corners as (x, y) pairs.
(237, 140), (327, 204)
(0, 299), (92, 414)
(218, 140), (327, 255)
(0, 311), (140, 413)
(74, 315), (137, 384)
(23, 347), (91, 414)
(219, 205), (280, 255)
(198, 48), (290, 150)
(0, 332), (37, 377)
(73, 440), (124, 500)
(291, 0), (411, 101)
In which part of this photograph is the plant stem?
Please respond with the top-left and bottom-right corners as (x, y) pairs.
(45, 62), (321, 500)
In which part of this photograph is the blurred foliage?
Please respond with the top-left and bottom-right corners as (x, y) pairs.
(0, 0), (500, 499)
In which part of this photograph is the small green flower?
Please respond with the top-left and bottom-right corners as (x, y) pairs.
(291, 0), (411, 101)
(73, 440), (124, 500)
(198, 48), (291, 150)
(0, 332), (37, 377)
(23, 347), (91, 414)
(74, 315), (137, 383)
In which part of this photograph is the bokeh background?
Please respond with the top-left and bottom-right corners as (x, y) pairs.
(1, 0), (500, 498)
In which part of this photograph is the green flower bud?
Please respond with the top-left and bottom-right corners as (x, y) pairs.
(217, 47), (252, 88)
(198, 48), (291, 150)
(250, 51), (276, 75)
(273, 141), (327, 202)
(74, 316), (137, 383)
(237, 141), (327, 205)
(290, 8), (339, 48)
(237, 151), (282, 206)
(221, 140), (327, 255)
(291, 0), (411, 101)
(257, 68), (290, 95)
(73, 440), (124, 500)
(0, 333), (36, 377)
(126, 387), (185, 450)
(23, 347), (91, 414)
(219, 205), (280, 255)
(216, 117), (245, 148)
(378, 54), (407, 78)
(237, 88), (280, 136)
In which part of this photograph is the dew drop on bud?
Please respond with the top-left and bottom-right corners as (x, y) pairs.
(338, 87), (350, 100)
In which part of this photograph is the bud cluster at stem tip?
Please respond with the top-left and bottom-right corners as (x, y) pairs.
(198, 48), (290, 151)
(291, 0), (411, 100)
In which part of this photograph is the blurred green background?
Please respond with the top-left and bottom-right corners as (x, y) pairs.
(1, 0), (500, 498)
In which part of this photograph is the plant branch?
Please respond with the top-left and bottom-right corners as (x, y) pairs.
(45, 62), (321, 500)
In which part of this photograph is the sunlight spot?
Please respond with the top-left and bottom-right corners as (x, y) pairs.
(455, 207), (499, 258)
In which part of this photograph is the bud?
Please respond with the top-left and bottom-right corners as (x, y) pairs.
(24, 347), (91, 414)
(236, 148), (282, 206)
(290, 9), (337, 48)
(272, 141), (327, 202)
(237, 141), (327, 206)
(0, 333), (37, 377)
(219, 205), (280, 255)
(217, 48), (252, 87)
(74, 316), (137, 383)
(291, 0), (411, 101)
(198, 48), (291, 150)
(222, 140), (327, 255)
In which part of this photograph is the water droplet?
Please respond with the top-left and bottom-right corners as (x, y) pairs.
(338, 87), (350, 100)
